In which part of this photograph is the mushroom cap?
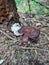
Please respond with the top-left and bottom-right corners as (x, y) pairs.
(18, 26), (40, 39)
(18, 26), (35, 35)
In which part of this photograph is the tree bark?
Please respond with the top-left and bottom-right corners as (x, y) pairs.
(0, 0), (20, 23)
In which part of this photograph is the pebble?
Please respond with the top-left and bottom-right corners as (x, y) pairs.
(36, 22), (42, 27)
(0, 59), (4, 64)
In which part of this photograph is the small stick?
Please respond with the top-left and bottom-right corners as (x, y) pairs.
(0, 29), (17, 42)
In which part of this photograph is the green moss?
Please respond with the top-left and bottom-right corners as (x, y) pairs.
(15, 0), (49, 14)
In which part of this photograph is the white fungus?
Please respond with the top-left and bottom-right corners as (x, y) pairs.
(11, 23), (22, 36)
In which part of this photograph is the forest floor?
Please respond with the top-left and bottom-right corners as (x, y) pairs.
(0, 12), (49, 65)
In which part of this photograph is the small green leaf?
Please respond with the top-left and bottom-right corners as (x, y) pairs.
(35, 49), (38, 55)
(8, 40), (13, 43)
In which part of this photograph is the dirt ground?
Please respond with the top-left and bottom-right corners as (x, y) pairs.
(0, 13), (49, 65)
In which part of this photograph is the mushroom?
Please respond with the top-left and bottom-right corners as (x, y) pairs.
(11, 23), (40, 43)
(18, 26), (40, 43)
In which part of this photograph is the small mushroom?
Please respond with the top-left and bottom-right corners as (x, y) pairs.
(18, 26), (40, 43)
(11, 23), (40, 43)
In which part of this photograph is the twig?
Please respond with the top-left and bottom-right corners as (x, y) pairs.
(7, 42), (49, 52)
(0, 29), (17, 42)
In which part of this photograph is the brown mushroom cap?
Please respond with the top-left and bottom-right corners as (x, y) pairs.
(18, 26), (40, 42)
(18, 26), (35, 35)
